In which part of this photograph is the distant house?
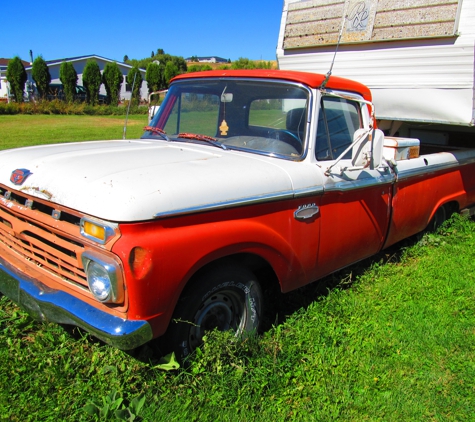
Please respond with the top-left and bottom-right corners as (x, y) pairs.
(185, 56), (229, 64)
(1, 55), (148, 101)
(34, 55), (148, 101)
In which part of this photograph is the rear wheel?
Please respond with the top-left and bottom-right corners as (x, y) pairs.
(165, 265), (262, 361)
(427, 205), (448, 232)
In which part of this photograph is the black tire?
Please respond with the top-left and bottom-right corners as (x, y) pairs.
(427, 205), (447, 232)
(165, 264), (262, 361)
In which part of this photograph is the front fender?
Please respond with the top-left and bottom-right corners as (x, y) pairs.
(113, 200), (316, 337)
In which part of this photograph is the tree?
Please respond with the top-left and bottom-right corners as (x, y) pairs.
(31, 56), (51, 99)
(231, 57), (256, 69)
(157, 48), (164, 55)
(145, 62), (161, 94)
(123, 55), (129, 62)
(102, 62), (123, 106)
(82, 60), (102, 105)
(126, 66), (143, 106)
(164, 61), (180, 85)
(171, 56), (187, 73)
(59, 62), (78, 102)
(6, 57), (27, 102)
(188, 64), (213, 73)
(231, 58), (273, 70)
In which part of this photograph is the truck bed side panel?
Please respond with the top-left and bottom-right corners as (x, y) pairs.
(384, 153), (475, 248)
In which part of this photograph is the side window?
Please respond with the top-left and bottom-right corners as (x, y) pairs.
(315, 96), (361, 161)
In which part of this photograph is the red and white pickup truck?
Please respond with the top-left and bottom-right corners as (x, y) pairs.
(1, 69), (475, 360)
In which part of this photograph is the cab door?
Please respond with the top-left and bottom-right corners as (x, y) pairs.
(313, 94), (394, 279)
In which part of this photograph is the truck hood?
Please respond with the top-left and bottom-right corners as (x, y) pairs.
(0, 139), (296, 221)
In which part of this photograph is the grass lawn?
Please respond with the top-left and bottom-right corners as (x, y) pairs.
(0, 115), (474, 420)
(0, 115), (148, 150)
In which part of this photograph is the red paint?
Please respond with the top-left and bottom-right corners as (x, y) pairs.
(113, 197), (321, 336)
(384, 163), (475, 248)
(111, 158), (475, 338)
(317, 184), (391, 278)
(172, 70), (373, 103)
(112, 181), (393, 337)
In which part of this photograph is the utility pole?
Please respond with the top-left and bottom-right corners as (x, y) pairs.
(27, 50), (34, 101)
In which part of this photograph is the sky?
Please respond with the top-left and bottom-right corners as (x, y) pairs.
(2, 0), (284, 64)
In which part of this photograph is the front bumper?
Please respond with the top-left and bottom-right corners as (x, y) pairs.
(0, 257), (153, 350)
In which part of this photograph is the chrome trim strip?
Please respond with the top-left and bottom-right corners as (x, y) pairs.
(294, 186), (325, 197)
(396, 155), (475, 181)
(225, 145), (307, 162)
(154, 173), (396, 218)
(154, 186), (325, 219)
(154, 191), (296, 218)
(396, 163), (457, 181)
(155, 175), (407, 218)
(0, 258), (153, 350)
(324, 174), (395, 192)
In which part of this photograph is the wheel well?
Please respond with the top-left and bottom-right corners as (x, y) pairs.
(437, 200), (459, 222)
(186, 253), (280, 295)
(427, 200), (459, 232)
(444, 200), (459, 215)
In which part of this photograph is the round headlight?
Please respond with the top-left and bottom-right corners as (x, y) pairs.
(87, 261), (112, 302)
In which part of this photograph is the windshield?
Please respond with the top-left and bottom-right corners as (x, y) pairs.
(142, 78), (310, 160)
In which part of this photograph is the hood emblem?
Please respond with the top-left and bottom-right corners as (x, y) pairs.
(10, 169), (32, 186)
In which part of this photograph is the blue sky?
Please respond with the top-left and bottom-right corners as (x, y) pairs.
(3, 0), (283, 63)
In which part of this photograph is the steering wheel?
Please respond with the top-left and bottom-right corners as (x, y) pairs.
(267, 129), (302, 152)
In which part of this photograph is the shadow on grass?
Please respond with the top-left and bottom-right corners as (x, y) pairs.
(259, 233), (420, 333)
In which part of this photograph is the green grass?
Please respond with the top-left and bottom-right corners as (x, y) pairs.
(0, 115), (148, 150)
(164, 109), (286, 137)
(1, 216), (474, 421)
(1, 116), (475, 420)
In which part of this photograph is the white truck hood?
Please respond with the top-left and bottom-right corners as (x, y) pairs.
(0, 139), (298, 222)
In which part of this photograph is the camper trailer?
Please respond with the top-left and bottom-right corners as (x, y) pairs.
(277, 0), (474, 151)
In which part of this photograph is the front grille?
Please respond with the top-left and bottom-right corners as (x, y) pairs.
(0, 193), (88, 289)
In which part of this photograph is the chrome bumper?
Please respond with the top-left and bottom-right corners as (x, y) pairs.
(0, 258), (153, 350)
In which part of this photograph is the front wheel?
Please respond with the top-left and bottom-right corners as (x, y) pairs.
(165, 265), (262, 361)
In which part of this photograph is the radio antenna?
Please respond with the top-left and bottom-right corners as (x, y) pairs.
(123, 72), (137, 140)
(321, 14), (347, 90)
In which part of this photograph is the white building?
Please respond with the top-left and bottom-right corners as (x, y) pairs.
(185, 56), (228, 64)
(1, 55), (148, 102)
(0, 58), (30, 101)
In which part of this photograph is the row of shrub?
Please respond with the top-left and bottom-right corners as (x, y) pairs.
(0, 100), (149, 116)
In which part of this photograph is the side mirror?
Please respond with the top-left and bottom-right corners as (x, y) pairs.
(351, 128), (384, 169)
(371, 129), (384, 169)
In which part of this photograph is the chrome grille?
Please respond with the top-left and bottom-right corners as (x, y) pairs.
(0, 196), (88, 289)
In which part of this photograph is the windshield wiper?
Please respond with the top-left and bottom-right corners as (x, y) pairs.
(143, 126), (170, 141)
(177, 133), (227, 150)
